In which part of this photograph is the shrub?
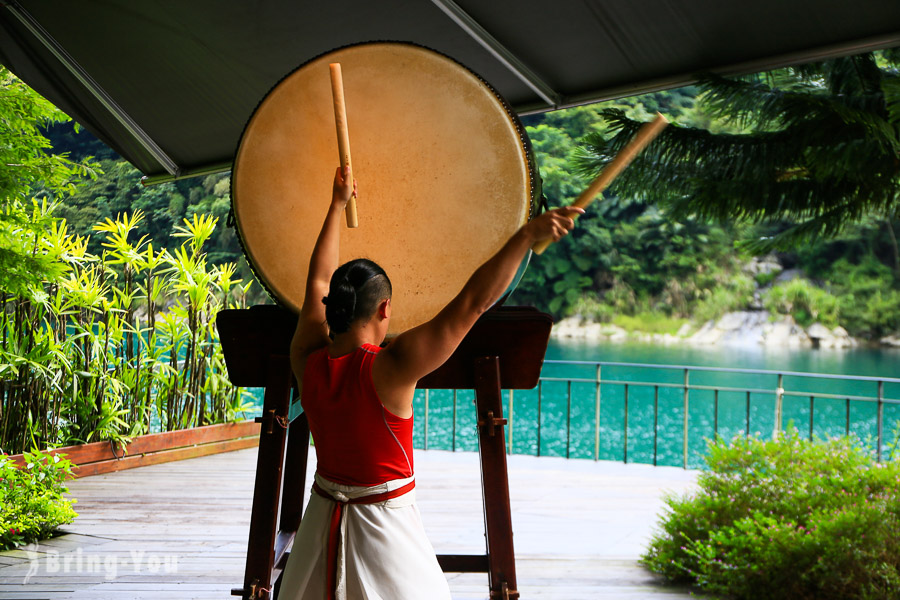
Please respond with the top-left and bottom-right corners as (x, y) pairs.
(692, 273), (756, 324)
(612, 312), (687, 335)
(0, 449), (78, 550)
(763, 278), (840, 328)
(642, 429), (900, 600)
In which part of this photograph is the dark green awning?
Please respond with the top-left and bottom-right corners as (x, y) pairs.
(2, 0), (899, 182)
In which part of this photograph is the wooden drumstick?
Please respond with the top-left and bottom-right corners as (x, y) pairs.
(532, 112), (669, 255)
(330, 63), (358, 228)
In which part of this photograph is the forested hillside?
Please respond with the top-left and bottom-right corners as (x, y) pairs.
(44, 57), (900, 341)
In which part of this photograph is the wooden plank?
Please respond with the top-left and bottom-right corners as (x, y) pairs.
(418, 307), (552, 390)
(7, 421), (260, 470)
(0, 447), (703, 599)
(72, 437), (259, 477)
(239, 354), (293, 600)
(437, 554), (490, 572)
(475, 356), (519, 600)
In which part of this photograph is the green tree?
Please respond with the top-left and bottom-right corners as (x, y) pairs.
(577, 50), (900, 254)
(0, 67), (98, 296)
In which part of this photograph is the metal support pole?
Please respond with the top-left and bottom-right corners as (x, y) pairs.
(809, 396), (815, 441)
(424, 389), (429, 450)
(623, 384), (629, 464)
(653, 385), (659, 466)
(536, 381), (542, 457)
(507, 390), (514, 455)
(565, 381), (572, 459)
(682, 369), (690, 469)
(452, 390), (457, 452)
(594, 364), (601, 461)
(877, 380), (884, 462)
(775, 373), (784, 438)
(714, 389), (719, 439)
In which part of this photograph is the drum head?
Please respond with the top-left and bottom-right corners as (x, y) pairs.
(233, 42), (535, 333)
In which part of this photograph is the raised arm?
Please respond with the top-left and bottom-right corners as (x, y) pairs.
(290, 166), (356, 381)
(375, 206), (583, 402)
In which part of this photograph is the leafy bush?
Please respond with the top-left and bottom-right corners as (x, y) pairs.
(0, 449), (78, 550)
(612, 312), (687, 335)
(763, 278), (840, 328)
(827, 256), (900, 339)
(642, 430), (900, 599)
(692, 273), (756, 324)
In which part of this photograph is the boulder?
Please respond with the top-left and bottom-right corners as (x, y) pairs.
(762, 315), (811, 348)
(881, 334), (900, 348)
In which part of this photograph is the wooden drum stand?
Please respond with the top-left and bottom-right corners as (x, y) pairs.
(218, 305), (552, 600)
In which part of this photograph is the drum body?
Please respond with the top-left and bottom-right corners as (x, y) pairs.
(232, 42), (539, 333)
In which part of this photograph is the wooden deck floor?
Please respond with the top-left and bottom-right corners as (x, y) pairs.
(0, 447), (704, 599)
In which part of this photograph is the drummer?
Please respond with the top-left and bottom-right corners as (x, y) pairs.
(280, 165), (582, 599)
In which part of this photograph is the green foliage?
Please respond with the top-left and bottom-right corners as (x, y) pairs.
(693, 274), (756, 324)
(642, 430), (900, 599)
(578, 52), (900, 252)
(763, 278), (841, 328)
(0, 67), (99, 297)
(612, 313), (687, 335)
(0, 449), (77, 550)
(515, 90), (751, 323)
(826, 256), (900, 339)
(0, 205), (255, 454)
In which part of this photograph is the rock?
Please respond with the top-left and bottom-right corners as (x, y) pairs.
(689, 319), (721, 345)
(881, 334), (900, 347)
(762, 315), (811, 348)
(749, 290), (764, 310)
(806, 322), (833, 348)
(688, 311), (771, 346)
(744, 254), (782, 277)
(774, 268), (803, 284)
(676, 322), (693, 337)
(830, 326), (857, 348)
(551, 317), (628, 342)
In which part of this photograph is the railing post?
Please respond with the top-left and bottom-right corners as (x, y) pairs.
(809, 395), (815, 441)
(424, 389), (429, 450)
(845, 398), (851, 435)
(774, 373), (784, 439)
(877, 380), (884, 462)
(508, 390), (514, 455)
(452, 390), (457, 452)
(653, 385), (659, 467)
(713, 389), (719, 439)
(566, 381), (572, 459)
(746, 391), (751, 436)
(594, 364), (601, 462)
(682, 369), (689, 469)
(623, 384), (629, 464)
(536, 381), (542, 457)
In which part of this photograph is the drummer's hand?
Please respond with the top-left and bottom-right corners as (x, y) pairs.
(332, 166), (357, 207)
(525, 206), (584, 243)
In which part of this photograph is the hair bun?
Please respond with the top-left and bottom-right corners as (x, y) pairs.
(323, 277), (357, 334)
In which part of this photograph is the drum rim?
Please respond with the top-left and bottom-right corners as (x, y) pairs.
(229, 40), (543, 309)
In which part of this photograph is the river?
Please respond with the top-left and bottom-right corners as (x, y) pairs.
(408, 340), (900, 468)
(251, 340), (900, 469)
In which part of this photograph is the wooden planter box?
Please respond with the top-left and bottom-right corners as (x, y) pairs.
(7, 421), (260, 478)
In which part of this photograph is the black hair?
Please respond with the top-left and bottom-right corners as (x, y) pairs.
(322, 259), (392, 335)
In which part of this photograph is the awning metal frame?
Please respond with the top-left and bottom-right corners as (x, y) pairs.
(429, 0), (561, 109)
(3, 0), (180, 177)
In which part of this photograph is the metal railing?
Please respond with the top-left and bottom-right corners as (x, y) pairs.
(413, 360), (900, 468)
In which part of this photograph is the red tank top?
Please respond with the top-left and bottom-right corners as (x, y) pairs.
(301, 343), (414, 486)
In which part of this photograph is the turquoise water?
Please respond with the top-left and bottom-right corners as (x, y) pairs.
(250, 340), (900, 468)
(407, 340), (900, 468)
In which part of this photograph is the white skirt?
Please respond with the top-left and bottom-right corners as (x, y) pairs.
(278, 474), (452, 600)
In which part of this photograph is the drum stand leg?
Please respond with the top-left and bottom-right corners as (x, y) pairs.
(231, 354), (294, 600)
(475, 356), (520, 600)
